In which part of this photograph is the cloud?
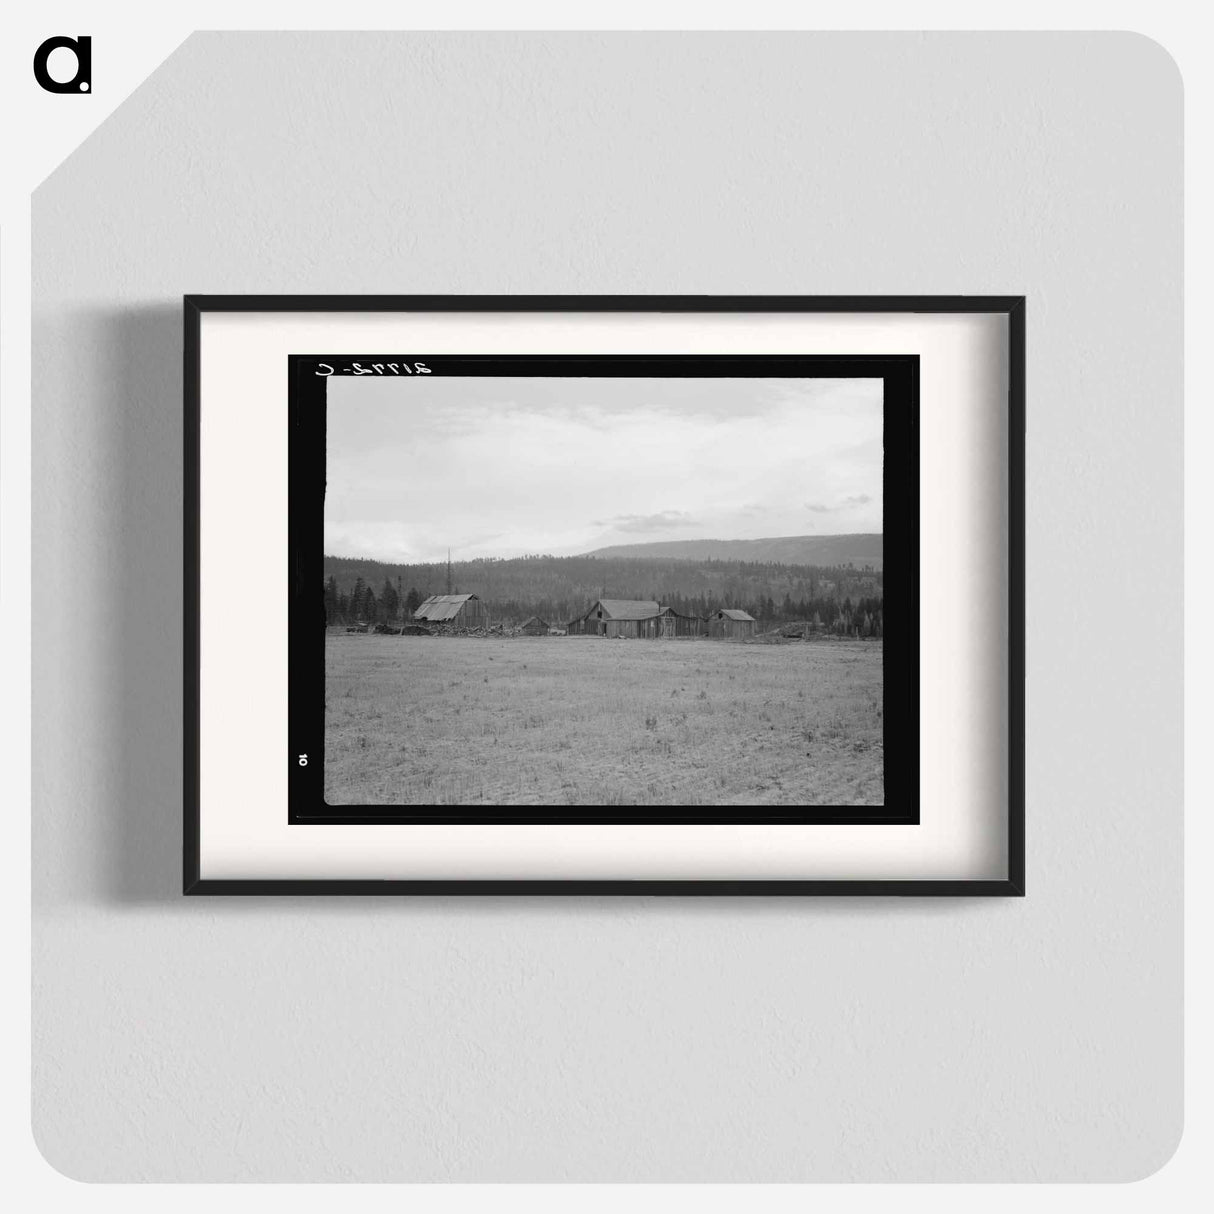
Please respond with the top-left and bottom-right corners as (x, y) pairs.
(805, 493), (873, 515)
(595, 510), (697, 534)
(325, 376), (882, 561)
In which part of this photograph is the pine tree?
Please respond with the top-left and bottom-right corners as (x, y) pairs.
(380, 578), (399, 624)
(349, 577), (369, 622)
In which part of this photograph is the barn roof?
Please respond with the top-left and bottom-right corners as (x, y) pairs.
(598, 599), (660, 620)
(414, 593), (478, 621)
(520, 616), (549, 628)
(717, 608), (755, 621)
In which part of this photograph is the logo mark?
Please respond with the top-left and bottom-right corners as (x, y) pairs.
(33, 35), (91, 94)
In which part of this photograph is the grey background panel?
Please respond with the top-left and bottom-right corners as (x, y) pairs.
(32, 32), (1181, 1181)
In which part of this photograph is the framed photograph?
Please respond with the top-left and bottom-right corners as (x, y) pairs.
(184, 295), (1024, 895)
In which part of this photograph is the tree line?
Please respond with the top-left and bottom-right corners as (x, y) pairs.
(324, 576), (424, 628)
(324, 551), (883, 621)
(323, 573), (884, 638)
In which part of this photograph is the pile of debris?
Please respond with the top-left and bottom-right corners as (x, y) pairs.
(750, 621), (827, 643)
(359, 622), (563, 639)
(777, 621), (816, 639)
(417, 623), (504, 638)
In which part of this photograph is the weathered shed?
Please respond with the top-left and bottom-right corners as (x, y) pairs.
(709, 608), (757, 639)
(520, 616), (549, 636)
(567, 599), (661, 638)
(413, 593), (488, 628)
(658, 606), (705, 638)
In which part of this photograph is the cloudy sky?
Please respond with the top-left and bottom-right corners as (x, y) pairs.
(324, 375), (882, 563)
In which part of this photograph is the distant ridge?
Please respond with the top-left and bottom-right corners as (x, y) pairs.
(583, 533), (883, 569)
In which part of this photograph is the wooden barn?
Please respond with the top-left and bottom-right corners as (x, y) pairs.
(567, 599), (661, 638)
(709, 608), (757, 639)
(520, 616), (549, 636)
(413, 593), (488, 628)
(658, 606), (706, 638)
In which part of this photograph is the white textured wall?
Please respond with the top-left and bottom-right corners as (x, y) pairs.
(32, 32), (1181, 1181)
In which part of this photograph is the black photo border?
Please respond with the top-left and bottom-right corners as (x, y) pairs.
(184, 295), (1025, 896)
(291, 354), (916, 827)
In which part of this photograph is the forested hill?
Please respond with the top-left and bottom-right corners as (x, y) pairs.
(584, 533), (882, 569)
(323, 549), (883, 629)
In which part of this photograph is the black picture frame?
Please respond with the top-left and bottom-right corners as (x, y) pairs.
(184, 295), (1025, 896)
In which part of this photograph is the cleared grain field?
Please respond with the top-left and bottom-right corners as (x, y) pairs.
(324, 636), (883, 806)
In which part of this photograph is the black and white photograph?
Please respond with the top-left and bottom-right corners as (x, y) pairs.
(289, 354), (919, 821)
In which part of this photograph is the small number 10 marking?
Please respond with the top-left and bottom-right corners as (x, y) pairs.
(297, 754), (308, 766)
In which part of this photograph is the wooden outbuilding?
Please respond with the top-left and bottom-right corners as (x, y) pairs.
(413, 593), (488, 628)
(709, 608), (757, 639)
(658, 606), (706, 638)
(567, 599), (661, 638)
(520, 616), (550, 636)
(566, 600), (708, 638)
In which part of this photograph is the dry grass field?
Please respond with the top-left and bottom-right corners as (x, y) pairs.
(324, 635), (883, 807)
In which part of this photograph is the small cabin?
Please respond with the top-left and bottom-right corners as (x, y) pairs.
(567, 599), (661, 638)
(658, 606), (705, 638)
(709, 608), (756, 640)
(520, 616), (549, 636)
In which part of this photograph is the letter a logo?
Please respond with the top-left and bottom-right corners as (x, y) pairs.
(34, 36), (92, 94)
